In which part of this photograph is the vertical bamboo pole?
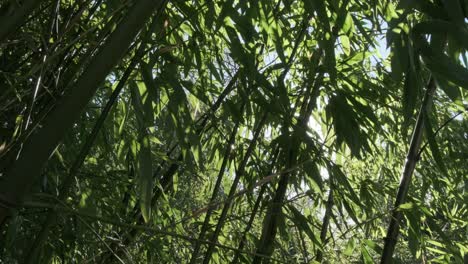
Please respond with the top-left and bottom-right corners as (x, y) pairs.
(380, 78), (436, 263)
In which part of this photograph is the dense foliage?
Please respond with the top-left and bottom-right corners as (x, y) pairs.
(0, 0), (467, 263)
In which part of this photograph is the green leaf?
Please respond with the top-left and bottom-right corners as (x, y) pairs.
(405, 209), (422, 258)
(361, 244), (374, 264)
(131, 82), (154, 223)
(390, 33), (409, 82)
(346, 51), (369, 65)
(422, 53), (468, 90)
(327, 94), (363, 157)
(424, 114), (448, 175)
(140, 62), (159, 106)
(288, 205), (322, 248)
(412, 21), (468, 90)
(344, 238), (356, 256)
(398, 202), (413, 210)
(363, 239), (382, 255)
(434, 74), (462, 102)
(413, 20), (468, 51)
(137, 136), (153, 223)
(399, 0), (448, 20)
(340, 35), (351, 56)
(383, 2), (398, 21)
(342, 13), (354, 35)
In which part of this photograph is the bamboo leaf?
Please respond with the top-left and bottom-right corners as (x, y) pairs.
(332, 165), (361, 206)
(402, 66), (418, 127)
(137, 136), (153, 223)
(340, 35), (351, 56)
(361, 244), (374, 264)
(327, 94), (363, 157)
(398, 202), (413, 210)
(287, 205), (322, 249)
(424, 114), (448, 175)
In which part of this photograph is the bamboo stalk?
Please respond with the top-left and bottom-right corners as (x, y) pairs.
(380, 77), (436, 263)
(23, 19), (159, 262)
(231, 148), (279, 263)
(0, 0), (166, 227)
(253, 145), (295, 264)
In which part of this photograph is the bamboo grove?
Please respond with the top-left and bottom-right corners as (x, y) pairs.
(0, 0), (467, 263)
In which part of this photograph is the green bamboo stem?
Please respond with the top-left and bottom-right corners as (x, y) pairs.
(0, 0), (165, 226)
(252, 45), (323, 263)
(380, 77), (436, 263)
(253, 145), (295, 264)
(23, 20), (158, 262)
(231, 148), (279, 264)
